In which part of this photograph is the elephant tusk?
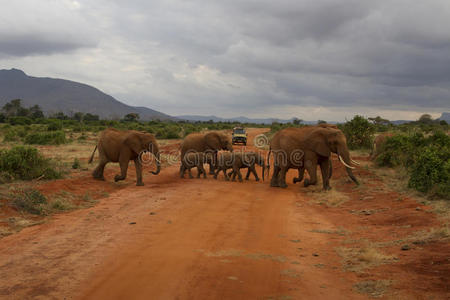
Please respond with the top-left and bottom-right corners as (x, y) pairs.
(351, 159), (360, 165)
(339, 155), (355, 169)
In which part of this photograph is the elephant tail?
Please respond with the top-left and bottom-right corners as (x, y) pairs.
(88, 145), (98, 164)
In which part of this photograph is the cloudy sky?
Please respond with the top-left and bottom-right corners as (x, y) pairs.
(1, 0), (449, 121)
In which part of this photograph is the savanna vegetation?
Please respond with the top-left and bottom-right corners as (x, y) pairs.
(0, 99), (448, 201)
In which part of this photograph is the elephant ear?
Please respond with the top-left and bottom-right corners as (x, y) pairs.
(308, 130), (331, 157)
(204, 132), (221, 150)
(124, 133), (144, 155)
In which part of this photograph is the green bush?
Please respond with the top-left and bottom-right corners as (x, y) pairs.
(24, 131), (66, 145)
(408, 147), (450, 199)
(342, 115), (375, 149)
(376, 134), (413, 167)
(376, 131), (450, 199)
(47, 120), (63, 131)
(11, 188), (48, 215)
(0, 146), (63, 180)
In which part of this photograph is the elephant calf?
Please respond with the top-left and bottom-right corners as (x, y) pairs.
(180, 152), (207, 179)
(214, 151), (265, 182)
(228, 152), (265, 182)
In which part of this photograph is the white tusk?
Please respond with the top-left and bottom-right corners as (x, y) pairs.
(351, 159), (360, 165)
(339, 155), (355, 169)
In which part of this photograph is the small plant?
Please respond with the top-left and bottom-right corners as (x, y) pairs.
(24, 131), (67, 145)
(11, 188), (48, 215)
(72, 158), (81, 169)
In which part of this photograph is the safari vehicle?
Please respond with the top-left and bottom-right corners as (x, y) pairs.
(232, 127), (247, 145)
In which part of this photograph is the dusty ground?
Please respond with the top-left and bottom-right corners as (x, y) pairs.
(0, 128), (448, 299)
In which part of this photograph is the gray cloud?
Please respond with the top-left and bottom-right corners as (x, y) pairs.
(0, 0), (449, 120)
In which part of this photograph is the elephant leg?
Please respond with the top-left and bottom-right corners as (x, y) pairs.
(200, 165), (207, 178)
(234, 166), (243, 182)
(134, 158), (144, 186)
(223, 168), (230, 181)
(304, 158), (318, 187)
(93, 159), (108, 180)
(213, 168), (219, 179)
(227, 170), (234, 178)
(114, 155), (129, 182)
(293, 167), (305, 184)
(279, 167), (288, 188)
(270, 165), (281, 187)
(328, 160), (333, 180)
(320, 159), (331, 190)
(180, 165), (186, 178)
(250, 166), (259, 181)
(188, 168), (194, 179)
(209, 162), (215, 175)
(245, 168), (251, 180)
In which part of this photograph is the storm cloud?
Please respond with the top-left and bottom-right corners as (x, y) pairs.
(1, 0), (449, 120)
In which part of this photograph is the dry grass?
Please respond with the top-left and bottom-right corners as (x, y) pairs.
(310, 227), (349, 236)
(336, 243), (397, 273)
(353, 280), (392, 298)
(307, 188), (350, 207)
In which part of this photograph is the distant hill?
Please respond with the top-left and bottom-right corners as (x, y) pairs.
(0, 68), (173, 121)
(438, 112), (450, 122)
(177, 115), (321, 125)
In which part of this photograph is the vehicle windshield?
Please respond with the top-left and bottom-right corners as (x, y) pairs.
(233, 129), (245, 134)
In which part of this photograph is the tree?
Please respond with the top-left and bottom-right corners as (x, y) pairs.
(293, 118), (303, 125)
(73, 112), (84, 122)
(50, 112), (68, 120)
(418, 114), (433, 124)
(342, 115), (375, 149)
(84, 113), (100, 121)
(317, 120), (327, 124)
(123, 113), (140, 122)
(2, 99), (24, 117)
(29, 105), (44, 119)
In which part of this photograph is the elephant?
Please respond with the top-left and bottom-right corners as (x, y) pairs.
(291, 124), (338, 184)
(88, 128), (160, 186)
(213, 152), (235, 181)
(180, 152), (207, 179)
(180, 131), (233, 174)
(370, 132), (394, 160)
(268, 126), (359, 190)
(227, 151), (265, 182)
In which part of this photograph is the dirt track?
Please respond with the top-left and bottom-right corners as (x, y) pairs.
(0, 129), (448, 299)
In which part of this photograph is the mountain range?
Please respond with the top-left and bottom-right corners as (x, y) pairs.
(1, 68), (447, 124)
(0, 68), (173, 121)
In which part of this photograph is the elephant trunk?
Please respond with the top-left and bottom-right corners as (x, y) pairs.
(337, 146), (359, 185)
(151, 152), (161, 175)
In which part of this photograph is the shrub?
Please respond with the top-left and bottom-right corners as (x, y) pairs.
(24, 131), (66, 145)
(376, 135), (413, 167)
(408, 147), (450, 199)
(11, 188), (48, 215)
(375, 131), (450, 199)
(342, 115), (375, 149)
(72, 158), (81, 169)
(0, 146), (63, 180)
(47, 120), (63, 131)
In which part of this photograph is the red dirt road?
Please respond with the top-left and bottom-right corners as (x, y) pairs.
(0, 129), (448, 299)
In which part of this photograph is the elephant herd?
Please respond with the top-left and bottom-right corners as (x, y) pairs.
(88, 125), (360, 190)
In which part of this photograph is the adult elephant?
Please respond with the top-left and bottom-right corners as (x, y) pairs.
(180, 131), (233, 174)
(89, 128), (160, 186)
(370, 132), (394, 160)
(269, 126), (359, 190)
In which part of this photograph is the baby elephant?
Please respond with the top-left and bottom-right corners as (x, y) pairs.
(228, 151), (265, 182)
(214, 152), (265, 182)
(213, 152), (235, 181)
(180, 152), (208, 179)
